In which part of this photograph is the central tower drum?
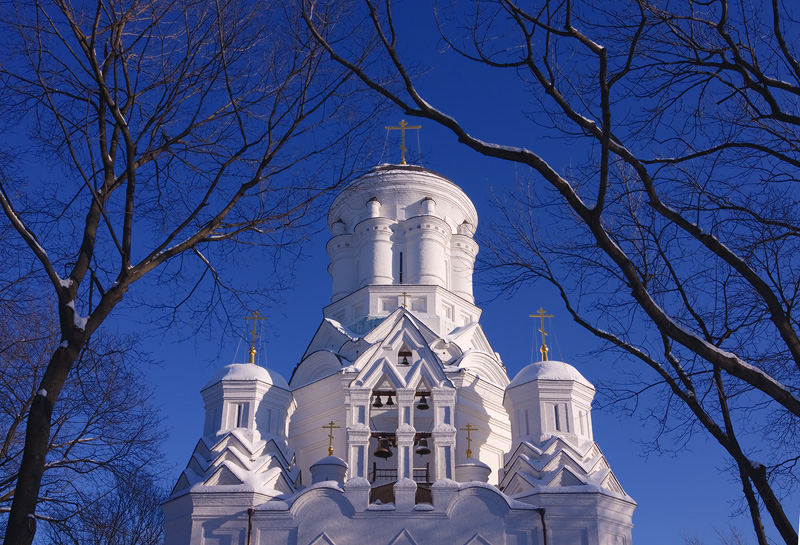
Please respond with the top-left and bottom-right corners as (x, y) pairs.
(326, 165), (479, 335)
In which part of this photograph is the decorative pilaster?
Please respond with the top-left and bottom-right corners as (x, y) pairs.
(431, 387), (457, 481)
(346, 388), (372, 480)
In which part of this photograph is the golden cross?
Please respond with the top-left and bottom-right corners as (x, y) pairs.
(322, 421), (340, 456)
(244, 310), (268, 364)
(459, 423), (478, 458)
(401, 292), (409, 309)
(385, 119), (421, 165)
(530, 307), (554, 362)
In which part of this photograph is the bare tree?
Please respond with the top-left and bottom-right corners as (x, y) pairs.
(43, 473), (166, 545)
(0, 0), (378, 542)
(303, 0), (800, 543)
(0, 299), (165, 542)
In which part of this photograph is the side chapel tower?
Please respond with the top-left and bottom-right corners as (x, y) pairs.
(163, 163), (636, 545)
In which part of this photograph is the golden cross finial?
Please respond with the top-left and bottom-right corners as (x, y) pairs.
(244, 310), (268, 364)
(529, 307), (554, 362)
(401, 292), (409, 309)
(459, 423), (478, 458)
(322, 421), (340, 456)
(385, 119), (421, 165)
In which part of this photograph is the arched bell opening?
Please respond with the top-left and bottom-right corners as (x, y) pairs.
(397, 347), (412, 366)
(411, 432), (432, 484)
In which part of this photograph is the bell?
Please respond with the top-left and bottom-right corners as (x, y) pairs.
(400, 354), (409, 365)
(415, 437), (431, 456)
(386, 395), (395, 406)
(374, 437), (393, 459)
(373, 395), (383, 408)
(417, 395), (429, 410)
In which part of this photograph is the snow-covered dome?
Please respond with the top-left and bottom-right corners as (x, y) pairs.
(508, 360), (592, 389)
(328, 164), (478, 233)
(202, 363), (289, 391)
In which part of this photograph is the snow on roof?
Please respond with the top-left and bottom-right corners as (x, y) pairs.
(508, 360), (593, 389)
(310, 455), (348, 468)
(203, 363), (290, 390)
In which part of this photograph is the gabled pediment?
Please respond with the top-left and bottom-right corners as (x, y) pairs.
(213, 449), (250, 472)
(465, 534), (493, 545)
(171, 472), (193, 495)
(500, 454), (542, 489)
(195, 438), (213, 461)
(599, 470), (626, 494)
(350, 316), (451, 390)
(539, 449), (595, 476)
(502, 471), (536, 497)
(259, 466), (296, 495)
(211, 431), (254, 457)
(362, 308), (439, 347)
(187, 453), (207, 476)
(309, 532), (337, 545)
(546, 466), (585, 487)
(387, 529), (419, 545)
(205, 464), (243, 486)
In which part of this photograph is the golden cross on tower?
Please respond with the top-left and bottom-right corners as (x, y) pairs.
(459, 423), (478, 458)
(322, 420), (340, 456)
(385, 119), (421, 165)
(529, 307), (554, 362)
(401, 292), (409, 309)
(244, 310), (268, 364)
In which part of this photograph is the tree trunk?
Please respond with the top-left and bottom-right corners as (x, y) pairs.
(4, 342), (81, 545)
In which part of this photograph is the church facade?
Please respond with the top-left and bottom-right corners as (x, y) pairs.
(163, 164), (636, 545)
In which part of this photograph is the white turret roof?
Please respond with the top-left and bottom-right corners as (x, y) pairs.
(508, 360), (592, 389)
(203, 363), (290, 391)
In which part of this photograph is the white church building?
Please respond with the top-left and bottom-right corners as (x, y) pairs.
(163, 163), (636, 545)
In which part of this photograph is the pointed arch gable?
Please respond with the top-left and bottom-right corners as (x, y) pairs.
(309, 532), (337, 545)
(351, 314), (452, 389)
(502, 472), (536, 497)
(171, 472), (193, 495)
(465, 534), (493, 545)
(187, 453), (208, 476)
(402, 347), (450, 390)
(213, 449), (250, 472)
(204, 464), (243, 486)
(546, 466), (586, 488)
(598, 469), (626, 494)
(388, 528), (419, 545)
(355, 358), (407, 390)
(362, 308), (440, 347)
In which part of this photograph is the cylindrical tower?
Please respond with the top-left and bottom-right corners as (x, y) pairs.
(326, 165), (479, 304)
